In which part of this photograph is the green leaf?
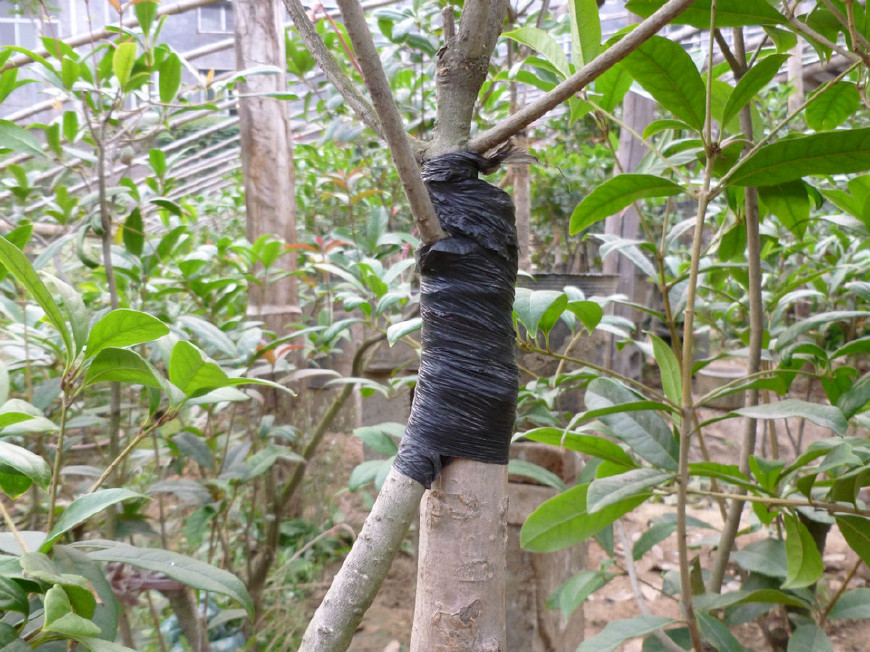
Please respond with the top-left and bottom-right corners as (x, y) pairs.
(354, 423), (402, 457)
(696, 612), (745, 652)
(122, 208), (144, 257)
(566, 300), (603, 332)
(643, 119), (694, 139)
(721, 54), (789, 129)
(514, 288), (567, 340)
(520, 428), (637, 467)
(503, 27), (571, 78)
(782, 514), (824, 589)
(650, 334), (681, 406)
(134, 1), (158, 35)
(694, 589), (809, 611)
(732, 538), (787, 578)
(838, 374), (870, 419)
(584, 378), (679, 470)
(86, 309), (169, 358)
(836, 516), (870, 567)
(777, 310), (870, 351)
(386, 317), (422, 346)
(112, 42), (137, 88)
(547, 569), (611, 619)
(758, 181), (810, 238)
(0, 236), (73, 360)
(76, 540), (253, 616)
(0, 441), (50, 497)
(78, 638), (138, 652)
(41, 488), (146, 552)
(169, 340), (231, 398)
(594, 65), (633, 112)
(84, 347), (163, 389)
(521, 484), (648, 553)
(787, 625), (834, 652)
(806, 82), (860, 131)
(0, 576), (28, 615)
(734, 399), (848, 437)
(729, 129), (870, 186)
(587, 468), (674, 512)
(508, 459), (566, 491)
(43, 585), (102, 638)
(570, 174), (684, 235)
(621, 36), (706, 132)
(577, 615), (676, 652)
(568, 0), (600, 67)
(626, 0), (785, 27)
(827, 588), (870, 620)
(0, 120), (45, 157)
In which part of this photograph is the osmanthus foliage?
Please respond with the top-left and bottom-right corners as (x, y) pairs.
(507, 0), (870, 650)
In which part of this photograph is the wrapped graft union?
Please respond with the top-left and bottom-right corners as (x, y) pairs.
(394, 149), (524, 488)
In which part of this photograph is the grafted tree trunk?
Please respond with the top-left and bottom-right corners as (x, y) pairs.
(233, 0), (298, 335)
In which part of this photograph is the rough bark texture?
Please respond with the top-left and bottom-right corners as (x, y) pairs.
(233, 0), (299, 334)
(410, 460), (509, 651)
(299, 468), (424, 651)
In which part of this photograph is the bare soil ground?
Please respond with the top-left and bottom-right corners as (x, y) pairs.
(305, 408), (870, 652)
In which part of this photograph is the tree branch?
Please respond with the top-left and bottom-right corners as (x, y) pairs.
(335, 0), (444, 244)
(467, 0), (697, 153)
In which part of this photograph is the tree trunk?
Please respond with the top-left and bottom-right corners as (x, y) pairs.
(233, 0), (298, 337)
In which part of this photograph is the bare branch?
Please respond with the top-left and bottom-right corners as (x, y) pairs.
(282, 0), (385, 138)
(336, 0), (444, 244)
(468, 0), (696, 153)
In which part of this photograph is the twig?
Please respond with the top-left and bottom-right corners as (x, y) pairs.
(467, 0), (697, 153)
(335, 0), (444, 244)
(674, 488), (870, 518)
(617, 521), (686, 652)
(820, 557), (862, 625)
(0, 500), (29, 553)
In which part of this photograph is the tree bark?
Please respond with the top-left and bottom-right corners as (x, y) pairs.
(410, 461), (508, 651)
(233, 0), (299, 335)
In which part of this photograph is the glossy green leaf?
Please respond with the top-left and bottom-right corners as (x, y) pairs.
(721, 54), (789, 129)
(43, 585), (102, 637)
(735, 399), (847, 437)
(503, 27), (570, 78)
(594, 65), (633, 112)
(78, 638), (138, 652)
(626, 0), (784, 27)
(827, 588), (870, 620)
(0, 236), (73, 359)
(643, 119), (694, 139)
(566, 300), (603, 332)
(777, 310), (870, 351)
(84, 347), (163, 388)
(836, 516), (870, 567)
(521, 484), (648, 553)
(112, 42), (137, 88)
(729, 129), (870, 186)
(134, 1), (158, 35)
(587, 468), (674, 512)
(41, 488), (146, 552)
(122, 208), (144, 257)
(169, 340), (230, 398)
(76, 540), (253, 616)
(0, 120), (45, 157)
(806, 82), (860, 131)
(0, 576), (28, 615)
(787, 625), (834, 652)
(520, 428), (637, 467)
(782, 514), (824, 589)
(570, 174), (684, 235)
(584, 378), (678, 470)
(386, 317), (422, 346)
(514, 288), (567, 340)
(86, 309), (169, 358)
(732, 538), (787, 578)
(0, 441), (50, 497)
(568, 0), (600, 67)
(621, 36), (705, 132)
(508, 459), (566, 491)
(577, 615), (676, 652)
(650, 334), (681, 406)
(696, 612), (744, 652)
(547, 569), (612, 619)
(758, 181), (810, 238)
(838, 374), (870, 419)
(694, 588), (809, 611)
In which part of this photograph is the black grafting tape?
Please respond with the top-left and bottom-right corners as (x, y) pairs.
(393, 150), (519, 488)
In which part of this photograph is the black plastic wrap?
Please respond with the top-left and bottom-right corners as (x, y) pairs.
(393, 150), (519, 488)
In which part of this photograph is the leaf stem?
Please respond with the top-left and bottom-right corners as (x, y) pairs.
(0, 500), (29, 552)
(46, 395), (71, 531)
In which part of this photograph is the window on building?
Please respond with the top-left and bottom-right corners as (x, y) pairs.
(0, 3), (39, 48)
(198, 1), (233, 34)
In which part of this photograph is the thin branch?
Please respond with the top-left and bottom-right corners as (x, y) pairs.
(282, 0), (384, 139)
(0, 501), (29, 553)
(820, 557), (862, 625)
(467, 0), (697, 153)
(335, 0), (444, 244)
